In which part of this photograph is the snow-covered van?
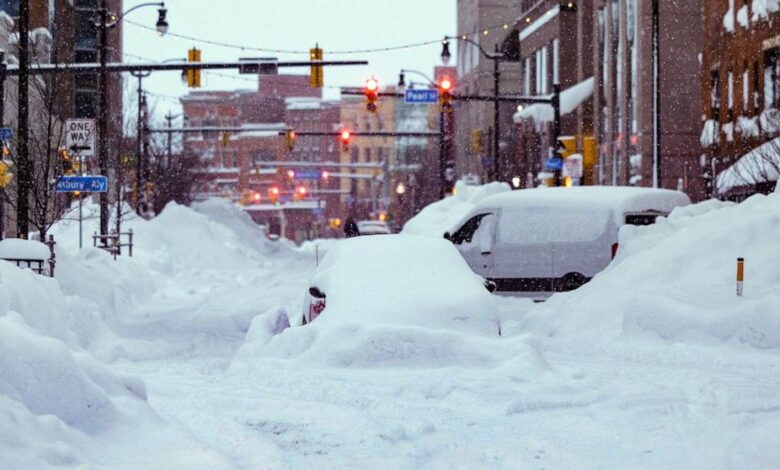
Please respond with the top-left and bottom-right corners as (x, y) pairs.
(444, 186), (690, 298)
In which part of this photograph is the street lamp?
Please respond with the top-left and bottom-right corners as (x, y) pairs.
(96, 1), (169, 239)
(441, 36), (505, 183)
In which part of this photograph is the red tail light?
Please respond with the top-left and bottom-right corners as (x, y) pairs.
(611, 243), (619, 259)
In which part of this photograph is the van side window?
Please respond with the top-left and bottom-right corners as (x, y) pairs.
(450, 213), (491, 245)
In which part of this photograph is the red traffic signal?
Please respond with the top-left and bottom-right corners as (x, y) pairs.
(439, 77), (454, 112)
(321, 170), (329, 181)
(294, 185), (308, 200)
(365, 78), (379, 113)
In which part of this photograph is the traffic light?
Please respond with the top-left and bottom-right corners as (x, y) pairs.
(60, 147), (73, 174)
(285, 130), (296, 151)
(268, 186), (280, 204)
(365, 78), (379, 113)
(439, 77), (453, 112)
(186, 47), (201, 88)
(339, 130), (351, 151)
(321, 170), (329, 181)
(310, 45), (323, 88)
(286, 169), (296, 181)
(294, 185), (308, 201)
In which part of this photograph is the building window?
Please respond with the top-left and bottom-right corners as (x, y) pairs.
(743, 64), (749, 113)
(553, 39), (559, 85)
(727, 67), (734, 119)
(523, 57), (531, 95)
(710, 69), (720, 119)
(753, 61), (761, 112)
(765, 48), (780, 109)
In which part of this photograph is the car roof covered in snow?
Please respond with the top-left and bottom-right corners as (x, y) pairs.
(472, 186), (690, 216)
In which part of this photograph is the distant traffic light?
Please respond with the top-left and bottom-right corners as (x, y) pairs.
(310, 45), (323, 88)
(186, 48), (201, 88)
(339, 130), (351, 151)
(60, 148), (73, 174)
(365, 78), (379, 113)
(439, 77), (453, 112)
(285, 130), (296, 151)
(286, 169), (296, 181)
(321, 170), (329, 181)
(294, 185), (308, 200)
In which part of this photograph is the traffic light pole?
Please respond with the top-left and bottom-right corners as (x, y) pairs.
(552, 83), (562, 187)
(98, 0), (109, 242)
(493, 45), (501, 182)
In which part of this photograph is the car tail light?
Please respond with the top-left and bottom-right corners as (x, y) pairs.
(611, 243), (619, 259)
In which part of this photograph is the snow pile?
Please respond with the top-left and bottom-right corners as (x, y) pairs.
(760, 108), (780, 135)
(521, 191), (780, 349)
(736, 115), (760, 137)
(233, 235), (537, 370)
(402, 181), (511, 236)
(737, 5), (750, 27)
(723, 5), (735, 32)
(700, 119), (720, 147)
(752, 0), (780, 21)
(0, 238), (50, 260)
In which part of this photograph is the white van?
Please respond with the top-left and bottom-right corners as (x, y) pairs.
(444, 186), (690, 298)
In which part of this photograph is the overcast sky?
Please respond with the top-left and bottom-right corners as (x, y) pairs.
(122, 0), (457, 121)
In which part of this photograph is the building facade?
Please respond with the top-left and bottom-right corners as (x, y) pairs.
(702, 0), (780, 200)
(456, 0), (523, 183)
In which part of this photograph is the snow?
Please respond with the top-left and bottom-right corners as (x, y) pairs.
(717, 136), (780, 192)
(700, 119), (720, 147)
(470, 186), (690, 227)
(401, 180), (511, 236)
(4, 184), (780, 467)
(723, 4), (735, 32)
(737, 5), (750, 28)
(723, 121), (735, 142)
(0, 238), (50, 261)
(752, 0), (780, 21)
(760, 108), (780, 135)
(737, 115), (760, 137)
(514, 77), (595, 123)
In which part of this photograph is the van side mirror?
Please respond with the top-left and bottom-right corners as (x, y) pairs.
(309, 287), (326, 299)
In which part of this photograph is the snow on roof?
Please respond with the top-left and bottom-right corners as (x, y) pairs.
(473, 186), (690, 218)
(285, 97), (323, 110)
(513, 77), (594, 123)
(717, 136), (780, 193)
(238, 122), (286, 139)
(752, 0), (780, 21)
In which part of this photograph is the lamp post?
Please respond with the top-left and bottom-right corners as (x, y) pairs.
(442, 37), (505, 182)
(96, 1), (168, 240)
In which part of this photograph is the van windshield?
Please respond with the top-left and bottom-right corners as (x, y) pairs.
(498, 207), (610, 244)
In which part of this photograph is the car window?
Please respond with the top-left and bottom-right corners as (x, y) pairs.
(625, 213), (665, 226)
(450, 213), (492, 245)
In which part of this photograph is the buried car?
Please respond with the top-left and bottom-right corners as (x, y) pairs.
(301, 234), (500, 336)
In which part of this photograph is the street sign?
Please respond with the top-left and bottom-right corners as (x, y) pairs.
(0, 127), (12, 140)
(65, 119), (96, 157)
(545, 157), (564, 170)
(238, 58), (278, 75)
(563, 154), (584, 178)
(55, 175), (107, 193)
(295, 170), (322, 180)
(404, 89), (439, 104)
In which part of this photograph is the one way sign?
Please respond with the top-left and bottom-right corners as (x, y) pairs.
(65, 119), (96, 157)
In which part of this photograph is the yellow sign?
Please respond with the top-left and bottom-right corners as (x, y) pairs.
(187, 48), (201, 88)
(310, 46), (323, 88)
(0, 161), (13, 188)
(470, 129), (482, 153)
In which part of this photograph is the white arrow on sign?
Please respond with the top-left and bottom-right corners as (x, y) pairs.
(65, 119), (96, 157)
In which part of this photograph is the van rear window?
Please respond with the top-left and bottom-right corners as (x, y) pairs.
(625, 214), (661, 226)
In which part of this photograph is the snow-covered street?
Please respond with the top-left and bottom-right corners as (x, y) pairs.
(4, 190), (780, 468)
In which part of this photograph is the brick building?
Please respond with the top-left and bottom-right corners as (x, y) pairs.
(702, 0), (780, 200)
(181, 75), (344, 242)
(339, 87), (397, 221)
(456, 0), (523, 182)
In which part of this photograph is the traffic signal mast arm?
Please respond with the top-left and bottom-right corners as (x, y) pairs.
(1, 60), (369, 76)
(144, 127), (442, 138)
(341, 88), (557, 105)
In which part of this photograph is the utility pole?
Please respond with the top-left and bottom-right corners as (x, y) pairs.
(652, 0), (661, 188)
(131, 70), (150, 206)
(17, 0), (30, 238)
(493, 44), (501, 182)
(97, 0), (109, 241)
(165, 111), (175, 167)
(552, 83), (562, 186)
(0, 50), (6, 240)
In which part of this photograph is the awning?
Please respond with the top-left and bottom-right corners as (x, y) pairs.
(513, 77), (595, 124)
